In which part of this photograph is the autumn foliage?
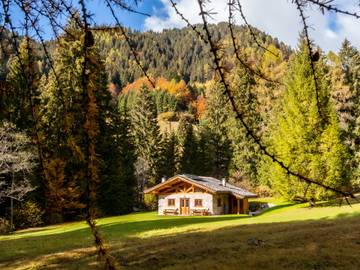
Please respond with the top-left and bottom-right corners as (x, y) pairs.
(122, 76), (191, 103)
(193, 95), (206, 119)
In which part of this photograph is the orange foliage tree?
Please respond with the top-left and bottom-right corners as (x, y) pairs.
(122, 76), (191, 103)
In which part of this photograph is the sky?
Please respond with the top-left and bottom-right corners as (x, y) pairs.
(9, 0), (360, 52)
(140, 0), (360, 52)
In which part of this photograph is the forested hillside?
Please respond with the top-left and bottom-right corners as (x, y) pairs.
(1, 20), (360, 230)
(96, 22), (291, 87)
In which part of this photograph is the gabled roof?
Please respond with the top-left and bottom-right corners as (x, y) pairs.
(144, 174), (257, 198)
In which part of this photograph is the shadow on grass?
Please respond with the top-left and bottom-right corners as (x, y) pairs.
(3, 211), (360, 270)
(1, 204), (360, 270)
(0, 214), (246, 264)
(315, 196), (360, 207)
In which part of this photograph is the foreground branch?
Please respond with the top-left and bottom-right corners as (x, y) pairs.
(197, 0), (353, 200)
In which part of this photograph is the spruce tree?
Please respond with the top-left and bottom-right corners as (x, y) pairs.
(177, 116), (199, 174)
(200, 80), (232, 177)
(196, 128), (214, 176)
(161, 131), (178, 177)
(130, 85), (164, 186)
(262, 39), (349, 200)
(228, 66), (261, 184)
(98, 106), (136, 215)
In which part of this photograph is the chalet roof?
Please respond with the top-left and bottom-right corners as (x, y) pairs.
(144, 174), (257, 198)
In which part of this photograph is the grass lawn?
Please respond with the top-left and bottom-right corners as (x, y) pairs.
(1, 197), (360, 270)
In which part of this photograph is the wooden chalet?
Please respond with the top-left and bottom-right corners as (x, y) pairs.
(144, 174), (257, 216)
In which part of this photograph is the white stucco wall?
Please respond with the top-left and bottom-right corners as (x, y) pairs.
(158, 192), (214, 215)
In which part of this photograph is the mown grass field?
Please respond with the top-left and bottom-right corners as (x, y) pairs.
(1, 197), (360, 270)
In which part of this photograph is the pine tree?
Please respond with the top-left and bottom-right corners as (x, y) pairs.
(262, 39), (349, 200)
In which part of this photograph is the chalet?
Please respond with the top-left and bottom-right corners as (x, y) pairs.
(144, 174), (257, 216)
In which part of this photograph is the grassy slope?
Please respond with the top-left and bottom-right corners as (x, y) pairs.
(1, 198), (360, 270)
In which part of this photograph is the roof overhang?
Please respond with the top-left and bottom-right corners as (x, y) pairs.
(231, 193), (258, 199)
(144, 175), (216, 194)
(144, 175), (258, 198)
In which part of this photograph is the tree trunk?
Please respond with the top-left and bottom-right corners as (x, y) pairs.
(10, 171), (14, 231)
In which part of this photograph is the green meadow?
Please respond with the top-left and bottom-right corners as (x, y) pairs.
(1, 197), (360, 270)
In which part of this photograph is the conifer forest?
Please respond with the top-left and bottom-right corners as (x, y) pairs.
(1, 1), (360, 269)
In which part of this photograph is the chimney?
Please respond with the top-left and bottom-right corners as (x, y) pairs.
(161, 176), (166, 183)
(222, 178), (226, 187)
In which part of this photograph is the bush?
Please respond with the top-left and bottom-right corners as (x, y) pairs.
(229, 175), (273, 198)
(254, 185), (273, 198)
(158, 111), (177, 122)
(143, 193), (158, 210)
(14, 201), (44, 229)
(0, 218), (10, 235)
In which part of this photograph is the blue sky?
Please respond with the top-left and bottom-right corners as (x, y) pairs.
(87, 0), (163, 30)
(8, 0), (360, 51)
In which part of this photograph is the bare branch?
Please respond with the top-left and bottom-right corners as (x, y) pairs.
(198, 0), (353, 199)
(307, 0), (360, 18)
(168, 0), (208, 44)
(78, 0), (117, 268)
(293, 0), (326, 123)
(228, 0), (281, 84)
(108, 0), (151, 17)
(234, 0), (279, 57)
(104, 0), (155, 87)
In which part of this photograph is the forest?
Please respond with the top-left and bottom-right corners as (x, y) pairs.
(1, 0), (360, 269)
(1, 18), (359, 232)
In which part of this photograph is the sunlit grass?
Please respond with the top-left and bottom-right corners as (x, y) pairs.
(1, 196), (360, 270)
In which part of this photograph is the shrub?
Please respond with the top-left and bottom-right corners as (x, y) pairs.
(254, 185), (273, 198)
(0, 218), (10, 235)
(158, 111), (177, 122)
(143, 193), (158, 210)
(14, 201), (44, 229)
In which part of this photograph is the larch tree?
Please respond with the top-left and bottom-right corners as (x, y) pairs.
(39, 17), (125, 222)
(6, 37), (41, 131)
(261, 39), (349, 201)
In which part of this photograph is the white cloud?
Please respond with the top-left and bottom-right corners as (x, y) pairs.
(143, 0), (360, 52)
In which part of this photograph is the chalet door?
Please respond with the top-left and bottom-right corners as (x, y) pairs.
(180, 198), (190, 215)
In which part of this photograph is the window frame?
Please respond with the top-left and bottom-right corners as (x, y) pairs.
(194, 199), (203, 207)
(167, 198), (175, 207)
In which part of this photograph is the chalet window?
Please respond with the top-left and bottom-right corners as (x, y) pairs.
(217, 198), (222, 207)
(168, 199), (175, 206)
(194, 199), (203, 207)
